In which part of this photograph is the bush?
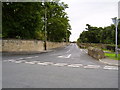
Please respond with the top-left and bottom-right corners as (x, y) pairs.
(106, 45), (115, 51)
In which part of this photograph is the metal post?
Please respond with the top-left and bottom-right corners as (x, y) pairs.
(66, 30), (67, 43)
(44, 0), (47, 50)
(112, 17), (118, 58)
(115, 19), (118, 58)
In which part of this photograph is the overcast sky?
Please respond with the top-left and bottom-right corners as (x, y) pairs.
(60, 0), (119, 41)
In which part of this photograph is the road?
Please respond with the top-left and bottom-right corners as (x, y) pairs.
(2, 43), (118, 88)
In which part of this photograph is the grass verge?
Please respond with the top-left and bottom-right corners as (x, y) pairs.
(105, 53), (120, 60)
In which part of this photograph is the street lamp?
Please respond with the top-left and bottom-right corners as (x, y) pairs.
(42, 0), (47, 50)
(112, 17), (120, 57)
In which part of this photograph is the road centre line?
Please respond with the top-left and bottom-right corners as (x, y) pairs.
(65, 54), (71, 58)
(66, 50), (70, 53)
(58, 54), (71, 58)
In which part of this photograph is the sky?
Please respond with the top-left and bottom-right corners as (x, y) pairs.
(60, 0), (120, 41)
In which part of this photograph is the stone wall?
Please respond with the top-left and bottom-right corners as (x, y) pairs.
(2, 39), (67, 53)
(46, 41), (66, 50)
(88, 47), (105, 60)
(77, 43), (106, 49)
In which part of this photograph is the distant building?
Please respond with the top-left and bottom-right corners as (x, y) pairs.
(118, 1), (120, 18)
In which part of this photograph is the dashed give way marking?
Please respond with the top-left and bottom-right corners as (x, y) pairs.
(84, 65), (100, 69)
(103, 66), (118, 70)
(68, 64), (83, 68)
(3, 58), (118, 71)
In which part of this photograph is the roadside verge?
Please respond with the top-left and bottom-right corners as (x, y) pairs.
(99, 58), (119, 66)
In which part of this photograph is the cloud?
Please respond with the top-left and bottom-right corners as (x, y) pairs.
(61, 0), (119, 41)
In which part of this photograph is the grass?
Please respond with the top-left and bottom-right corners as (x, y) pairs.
(105, 53), (120, 60)
(102, 48), (114, 52)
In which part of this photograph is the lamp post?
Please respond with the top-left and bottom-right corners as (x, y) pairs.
(42, 0), (47, 50)
(112, 17), (120, 57)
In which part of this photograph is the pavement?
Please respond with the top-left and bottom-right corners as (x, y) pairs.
(2, 43), (118, 88)
(2, 50), (53, 56)
(99, 58), (119, 66)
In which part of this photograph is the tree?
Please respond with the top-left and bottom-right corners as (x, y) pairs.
(2, 1), (71, 42)
(2, 2), (44, 39)
(77, 24), (118, 45)
(45, 1), (71, 42)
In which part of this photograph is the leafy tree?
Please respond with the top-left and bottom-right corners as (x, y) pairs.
(77, 23), (120, 45)
(2, 1), (71, 42)
(45, 1), (71, 42)
(2, 2), (44, 39)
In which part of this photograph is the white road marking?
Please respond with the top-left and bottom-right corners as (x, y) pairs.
(20, 60), (26, 63)
(58, 56), (64, 58)
(73, 64), (83, 66)
(80, 49), (88, 54)
(84, 65), (100, 69)
(25, 61), (35, 64)
(103, 66), (118, 70)
(31, 61), (40, 63)
(43, 62), (54, 65)
(75, 44), (78, 48)
(37, 62), (48, 65)
(53, 63), (67, 67)
(3, 60), (9, 62)
(84, 50), (88, 53)
(3, 58), (118, 71)
(80, 49), (87, 53)
(67, 64), (83, 68)
(99, 59), (119, 66)
(58, 54), (71, 58)
(26, 57), (33, 59)
(18, 58), (24, 60)
(66, 50), (70, 53)
(34, 56), (39, 58)
(8, 59), (16, 62)
(67, 65), (79, 68)
(65, 54), (71, 58)
(14, 61), (22, 64)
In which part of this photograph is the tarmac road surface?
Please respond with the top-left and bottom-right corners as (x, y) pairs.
(2, 43), (118, 88)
